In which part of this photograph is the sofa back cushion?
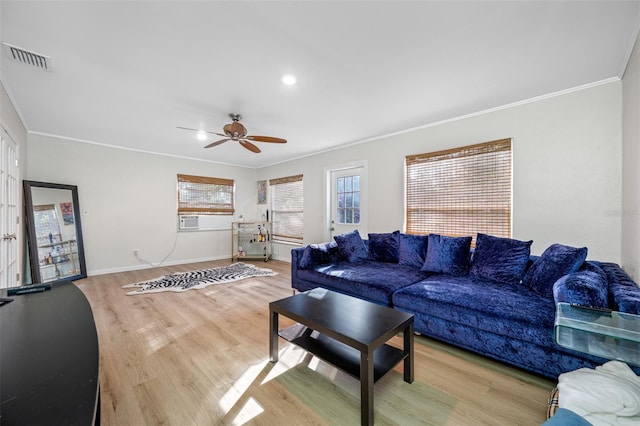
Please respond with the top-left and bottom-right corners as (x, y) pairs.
(334, 229), (369, 262)
(398, 233), (428, 269)
(600, 262), (640, 314)
(523, 243), (588, 297)
(470, 233), (533, 285)
(552, 262), (608, 308)
(421, 234), (472, 276)
(368, 231), (400, 263)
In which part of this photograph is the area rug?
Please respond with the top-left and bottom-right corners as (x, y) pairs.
(123, 262), (277, 295)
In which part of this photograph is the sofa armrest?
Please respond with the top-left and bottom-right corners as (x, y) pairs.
(553, 262), (609, 308)
(291, 247), (305, 270)
(290, 247), (306, 291)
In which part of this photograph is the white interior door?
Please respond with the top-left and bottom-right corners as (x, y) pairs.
(329, 165), (367, 239)
(1, 129), (19, 288)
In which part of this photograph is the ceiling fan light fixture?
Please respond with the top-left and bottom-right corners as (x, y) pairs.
(281, 74), (297, 86)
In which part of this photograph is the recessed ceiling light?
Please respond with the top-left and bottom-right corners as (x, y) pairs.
(196, 131), (207, 141)
(281, 74), (297, 86)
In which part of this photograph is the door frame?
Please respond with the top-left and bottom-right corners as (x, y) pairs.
(323, 160), (368, 242)
(1, 127), (19, 288)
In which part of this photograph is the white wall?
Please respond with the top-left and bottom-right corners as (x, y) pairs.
(27, 134), (257, 276)
(260, 82), (623, 263)
(622, 31), (640, 281)
(23, 81), (626, 273)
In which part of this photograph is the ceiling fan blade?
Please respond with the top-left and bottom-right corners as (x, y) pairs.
(246, 135), (287, 143)
(239, 140), (261, 153)
(204, 139), (230, 148)
(177, 126), (227, 138)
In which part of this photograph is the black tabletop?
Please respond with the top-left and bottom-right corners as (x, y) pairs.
(271, 288), (413, 350)
(0, 280), (100, 425)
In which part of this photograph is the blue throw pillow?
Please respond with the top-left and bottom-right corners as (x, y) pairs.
(398, 233), (428, 269)
(334, 229), (369, 263)
(368, 231), (400, 263)
(299, 241), (340, 269)
(470, 233), (533, 285)
(523, 243), (588, 296)
(553, 262), (608, 307)
(421, 234), (472, 276)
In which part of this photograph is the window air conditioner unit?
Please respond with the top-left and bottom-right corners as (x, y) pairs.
(179, 215), (199, 230)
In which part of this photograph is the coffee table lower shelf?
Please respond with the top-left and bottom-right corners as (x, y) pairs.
(278, 323), (408, 382)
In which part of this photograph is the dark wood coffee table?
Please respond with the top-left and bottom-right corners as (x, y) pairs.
(269, 288), (414, 426)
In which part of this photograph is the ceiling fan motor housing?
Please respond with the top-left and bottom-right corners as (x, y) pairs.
(224, 121), (247, 139)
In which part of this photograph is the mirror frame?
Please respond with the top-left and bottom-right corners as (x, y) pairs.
(23, 180), (87, 284)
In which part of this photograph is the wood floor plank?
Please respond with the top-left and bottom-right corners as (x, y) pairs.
(75, 259), (555, 425)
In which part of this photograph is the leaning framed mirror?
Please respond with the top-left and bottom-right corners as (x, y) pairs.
(23, 180), (87, 284)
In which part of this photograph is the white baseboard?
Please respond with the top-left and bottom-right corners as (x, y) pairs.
(86, 254), (291, 277)
(87, 255), (225, 277)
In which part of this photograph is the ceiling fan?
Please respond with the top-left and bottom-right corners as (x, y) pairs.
(178, 113), (287, 153)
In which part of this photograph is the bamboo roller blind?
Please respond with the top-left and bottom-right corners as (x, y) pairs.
(405, 138), (512, 242)
(177, 174), (235, 215)
(269, 174), (303, 240)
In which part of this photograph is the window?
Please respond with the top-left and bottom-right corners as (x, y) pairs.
(33, 204), (62, 265)
(336, 175), (360, 224)
(33, 204), (62, 246)
(405, 138), (512, 242)
(177, 174), (234, 215)
(269, 174), (303, 243)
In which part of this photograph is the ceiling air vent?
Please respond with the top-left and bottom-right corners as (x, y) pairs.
(2, 42), (51, 71)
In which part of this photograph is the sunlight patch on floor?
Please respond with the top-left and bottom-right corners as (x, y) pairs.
(231, 397), (264, 425)
(235, 281), (263, 290)
(219, 360), (269, 413)
(217, 342), (368, 424)
(137, 321), (196, 354)
(261, 344), (310, 384)
(138, 323), (171, 353)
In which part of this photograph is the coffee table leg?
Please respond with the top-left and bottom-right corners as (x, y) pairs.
(404, 321), (414, 383)
(269, 309), (278, 363)
(360, 350), (374, 426)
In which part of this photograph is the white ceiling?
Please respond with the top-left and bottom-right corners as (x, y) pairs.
(1, 1), (639, 168)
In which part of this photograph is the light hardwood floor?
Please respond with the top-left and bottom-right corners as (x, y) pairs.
(75, 259), (555, 425)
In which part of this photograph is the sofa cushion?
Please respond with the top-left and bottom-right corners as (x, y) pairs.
(297, 261), (429, 305)
(421, 234), (472, 276)
(470, 233), (533, 285)
(553, 262), (608, 308)
(334, 229), (368, 263)
(393, 274), (556, 345)
(523, 243), (588, 297)
(299, 241), (340, 269)
(368, 230), (400, 263)
(398, 233), (428, 269)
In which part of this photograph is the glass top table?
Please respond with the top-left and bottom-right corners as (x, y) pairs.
(555, 302), (640, 366)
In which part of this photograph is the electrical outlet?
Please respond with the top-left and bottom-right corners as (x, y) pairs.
(133, 249), (139, 256)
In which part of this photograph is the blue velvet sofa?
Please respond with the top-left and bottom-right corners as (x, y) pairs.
(291, 230), (640, 379)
